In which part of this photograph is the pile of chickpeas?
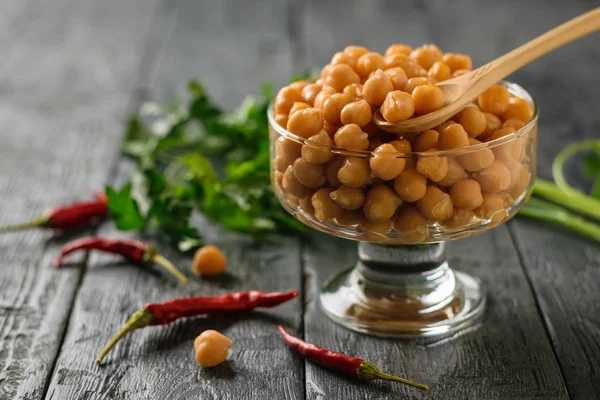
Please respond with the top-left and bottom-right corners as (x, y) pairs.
(270, 44), (535, 244)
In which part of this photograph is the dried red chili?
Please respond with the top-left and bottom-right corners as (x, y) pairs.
(53, 236), (188, 284)
(96, 290), (299, 364)
(278, 325), (429, 391)
(0, 191), (108, 233)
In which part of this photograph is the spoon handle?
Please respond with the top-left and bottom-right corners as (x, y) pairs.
(466, 8), (600, 95)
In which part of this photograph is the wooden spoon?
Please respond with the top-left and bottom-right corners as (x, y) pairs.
(374, 7), (600, 135)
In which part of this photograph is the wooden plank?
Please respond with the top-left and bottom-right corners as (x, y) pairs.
(505, 4), (600, 399)
(302, 0), (572, 398)
(45, 1), (306, 399)
(0, 0), (161, 399)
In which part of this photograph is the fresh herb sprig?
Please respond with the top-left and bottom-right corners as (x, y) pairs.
(106, 80), (306, 252)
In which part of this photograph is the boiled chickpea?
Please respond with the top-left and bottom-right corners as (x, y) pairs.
(437, 157), (468, 187)
(323, 121), (340, 136)
(275, 113), (290, 129)
(481, 112), (502, 140)
(337, 157), (371, 188)
(344, 45), (369, 61)
(274, 155), (293, 173)
(362, 70), (394, 106)
(289, 80), (309, 92)
(289, 101), (311, 116)
(283, 165), (313, 199)
(274, 86), (303, 115)
(457, 106), (487, 138)
(192, 245), (227, 276)
(502, 119), (526, 130)
(458, 138), (495, 171)
(276, 136), (302, 159)
(412, 84), (445, 115)
(330, 185), (365, 210)
(325, 64), (361, 92)
(442, 53), (472, 72)
(302, 130), (334, 165)
(493, 137), (523, 163)
(334, 124), (369, 150)
(343, 83), (363, 100)
(359, 217), (394, 243)
(475, 192), (507, 226)
(443, 208), (474, 228)
(410, 44), (443, 69)
(340, 100), (372, 127)
(416, 152), (448, 182)
(299, 196), (315, 216)
(331, 51), (358, 70)
(367, 136), (386, 152)
(393, 204), (427, 243)
(336, 210), (362, 227)
(434, 120), (457, 133)
(325, 158), (344, 188)
(450, 178), (483, 210)
(370, 143), (406, 180)
(320, 64), (334, 80)
(438, 124), (470, 150)
(356, 52), (386, 80)
(287, 108), (324, 139)
(487, 127), (515, 142)
(384, 67), (409, 91)
(472, 159), (511, 192)
(385, 44), (413, 57)
(478, 85), (509, 115)
(416, 186), (453, 221)
(507, 161), (532, 199)
(393, 168), (427, 202)
(413, 129), (439, 152)
(428, 61), (451, 82)
(389, 139), (412, 153)
(302, 83), (323, 106)
(504, 96), (533, 122)
(403, 77), (429, 94)
(381, 90), (414, 123)
(384, 54), (427, 78)
(293, 158), (326, 188)
(313, 86), (337, 110)
(312, 187), (343, 222)
(194, 330), (232, 368)
(322, 93), (353, 125)
(273, 170), (284, 189)
(363, 184), (402, 222)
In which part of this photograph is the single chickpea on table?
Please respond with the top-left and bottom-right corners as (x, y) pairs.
(271, 43), (534, 244)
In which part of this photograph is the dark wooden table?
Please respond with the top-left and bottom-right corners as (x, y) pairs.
(1, 0), (599, 399)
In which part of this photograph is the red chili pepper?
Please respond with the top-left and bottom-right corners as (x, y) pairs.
(96, 290), (299, 364)
(278, 326), (429, 391)
(0, 191), (108, 233)
(53, 236), (188, 285)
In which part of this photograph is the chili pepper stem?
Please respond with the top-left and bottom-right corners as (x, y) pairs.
(0, 217), (47, 233)
(96, 309), (154, 365)
(359, 361), (430, 391)
(152, 253), (189, 284)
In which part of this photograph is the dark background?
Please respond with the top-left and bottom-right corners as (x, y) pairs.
(0, 1), (598, 399)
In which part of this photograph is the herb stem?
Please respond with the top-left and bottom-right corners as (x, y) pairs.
(552, 139), (600, 192)
(533, 178), (600, 221)
(519, 197), (600, 242)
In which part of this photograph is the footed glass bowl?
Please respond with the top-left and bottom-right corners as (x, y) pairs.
(268, 82), (537, 338)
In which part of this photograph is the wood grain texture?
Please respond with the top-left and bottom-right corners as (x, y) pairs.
(44, 1), (305, 399)
(0, 0), (160, 398)
(504, 4), (600, 398)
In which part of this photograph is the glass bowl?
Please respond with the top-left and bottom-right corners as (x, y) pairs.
(268, 81), (538, 338)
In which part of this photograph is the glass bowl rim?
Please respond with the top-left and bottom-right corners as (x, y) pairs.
(267, 80), (538, 158)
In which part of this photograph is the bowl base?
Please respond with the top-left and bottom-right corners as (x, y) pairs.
(319, 243), (486, 338)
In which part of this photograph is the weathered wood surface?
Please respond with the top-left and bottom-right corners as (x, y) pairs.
(0, 0), (598, 399)
(0, 0), (161, 398)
